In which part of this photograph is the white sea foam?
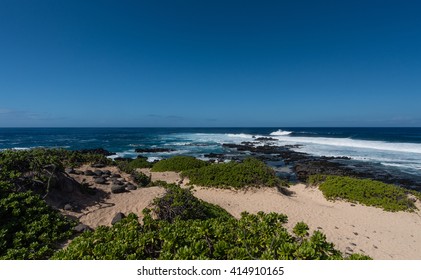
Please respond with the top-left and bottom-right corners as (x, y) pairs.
(226, 133), (255, 139)
(172, 132), (421, 173)
(3, 147), (32, 151)
(270, 129), (292, 136)
(272, 135), (421, 154)
(107, 150), (138, 159)
(147, 156), (162, 162)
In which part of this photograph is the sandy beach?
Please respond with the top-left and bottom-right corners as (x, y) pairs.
(65, 167), (421, 260)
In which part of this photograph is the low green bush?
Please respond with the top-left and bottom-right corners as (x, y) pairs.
(0, 191), (75, 259)
(0, 148), (108, 259)
(116, 160), (151, 187)
(151, 156), (209, 172)
(152, 184), (232, 222)
(182, 158), (283, 189)
(53, 211), (369, 260)
(309, 175), (419, 212)
(117, 158), (151, 171)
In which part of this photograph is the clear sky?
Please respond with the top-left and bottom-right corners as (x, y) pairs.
(1, 0), (420, 127)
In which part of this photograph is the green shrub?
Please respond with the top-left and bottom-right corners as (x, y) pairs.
(182, 158), (283, 189)
(293, 221), (309, 238)
(53, 211), (367, 260)
(152, 184), (232, 222)
(151, 156), (209, 172)
(310, 175), (419, 212)
(130, 171), (151, 187)
(0, 191), (75, 259)
(0, 148), (111, 259)
(117, 157), (153, 171)
(128, 157), (153, 169)
(116, 160), (151, 187)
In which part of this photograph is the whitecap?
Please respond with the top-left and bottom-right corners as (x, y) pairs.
(270, 129), (292, 136)
(226, 133), (255, 139)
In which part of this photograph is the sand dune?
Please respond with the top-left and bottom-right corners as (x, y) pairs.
(193, 184), (421, 260)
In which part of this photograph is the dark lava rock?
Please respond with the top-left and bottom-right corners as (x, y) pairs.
(51, 172), (82, 193)
(94, 177), (107, 184)
(112, 179), (124, 185)
(74, 170), (84, 175)
(255, 137), (278, 141)
(74, 223), (93, 233)
(111, 212), (126, 225)
(79, 148), (116, 156)
(102, 170), (111, 175)
(137, 155), (148, 159)
(126, 184), (137, 191)
(111, 173), (121, 178)
(84, 170), (95, 176)
(91, 163), (106, 168)
(135, 148), (175, 153)
(293, 160), (358, 182)
(94, 170), (103, 176)
(204, 153), (225, 159)
(223, 143), (283, 154)
(125, 184), (137, 191)
(111, 185), (126, 194)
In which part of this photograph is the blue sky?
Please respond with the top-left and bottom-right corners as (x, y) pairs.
(1, 0), (420, 127)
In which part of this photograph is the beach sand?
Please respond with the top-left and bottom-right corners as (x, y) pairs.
(65, 167), (421, 259)
(193, 184), (421, 260)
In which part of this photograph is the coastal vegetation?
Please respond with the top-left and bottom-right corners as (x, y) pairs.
(116, 159), (151, 187)
(0, 149), (378, 260)
(182, 157), (285, 189)
(152, 183), (233, 222)
(121, 157), (153, 169)
(0, 149), (94, 259)
(53, 185), (369, 260)
(151, 156), (209, 172)
(308, 175), (420, 212)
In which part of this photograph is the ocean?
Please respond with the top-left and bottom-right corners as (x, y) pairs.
(1, 127), (421, 179)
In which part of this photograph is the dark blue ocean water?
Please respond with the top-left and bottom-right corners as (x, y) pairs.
(1, 127), (421, 175)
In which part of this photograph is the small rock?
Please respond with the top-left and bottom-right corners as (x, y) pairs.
(350, 242), (357, 246)
(125, 184), (137, 191)
(112, 179), (124, 185)
(111, 212), (126, 225)
(94, 170), (103, 176)
(91, 163), (106, 168)
(103, 170), (111, 175)
(74, 223), (93, 233)
(373, 245), (378, 249)
(84, 170), (95, 176)
(63, 204), (73, 211)
(74, 170), (84, 175)
(111, 185), (126, 194)
(350, 204), (356, 207)
(111, 173), (121, 178)
(95, 177), (107, 184)
(346, 247), (353, 252)
(353, 232), (359, 236)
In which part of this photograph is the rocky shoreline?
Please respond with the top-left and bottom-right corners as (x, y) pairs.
(212, 140), (421, 190)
